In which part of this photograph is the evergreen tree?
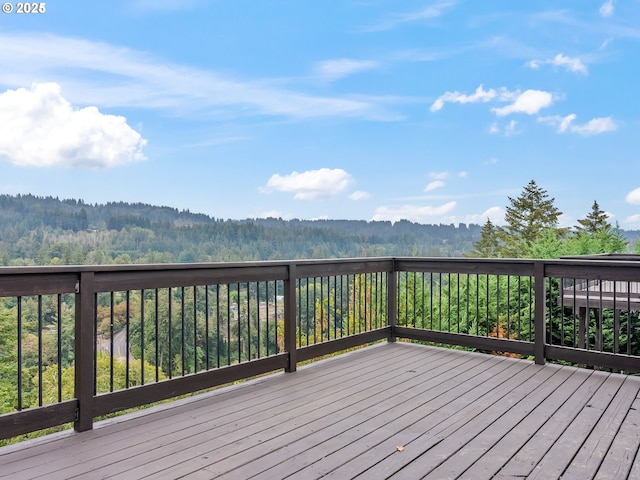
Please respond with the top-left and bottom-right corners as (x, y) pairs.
(575, 200), (610, 233)
(501, 180), (561, 257)
(467, 218), (501, 258)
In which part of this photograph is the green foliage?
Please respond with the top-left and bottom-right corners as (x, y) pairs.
(466, 218), (501, 258)
(470, 182), (629, 259)
(501, 180), (561, 257)
(0, 194), (482, 265)
(576, 200), (610, 233)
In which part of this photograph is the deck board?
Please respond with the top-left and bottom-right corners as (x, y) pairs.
(1, 342), (639, 479)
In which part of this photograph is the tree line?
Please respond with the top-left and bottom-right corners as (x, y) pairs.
(0, 194), (482, 265)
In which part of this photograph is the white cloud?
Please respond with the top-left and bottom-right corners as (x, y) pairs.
(551, 54), (588, 74)
(492, 90), (553, 116)
(484, 158), (499, 166)
(425, 180), (445, 192)
(504, 120), (519, 136)
(349, 190), (370, 201)
(625, 188), (640, 205)
(0, 83), (146, 168)
(261, 168), (352, 200)
(462, 206), (505, 226)
(372, 201), (457, 223)
(430, 84), (497, 112)
(361, 2), (456, 32)
(625, 214), (640, 228)
(527, 54), (588, 74)
(570, 117), (617, 136)
(599, 0), (614, 17)
(458, 171), (467, 178)
(315, 59), (380, 81)
(539, 114), (617, 136)
(489, 119), (520, 136)
(0, 32), (393, 122)
(429, 171), (449, 180)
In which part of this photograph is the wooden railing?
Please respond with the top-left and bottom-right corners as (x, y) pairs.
(2, 256), (640, 441)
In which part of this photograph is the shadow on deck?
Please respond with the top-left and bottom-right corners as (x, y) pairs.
(1, 342), (639, 480)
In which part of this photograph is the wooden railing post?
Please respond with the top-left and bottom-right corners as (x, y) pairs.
(74, 271), (95, 431)
(387, 262), (397, 342)
(284, 263), (297, 372)
(534, 261), (546, 365)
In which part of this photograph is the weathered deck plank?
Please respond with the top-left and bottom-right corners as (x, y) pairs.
(0, 342), (639, 480)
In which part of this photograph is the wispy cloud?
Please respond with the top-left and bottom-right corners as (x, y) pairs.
(0, 83), (146, 168)
(431, 85), (553, 117)
(0, 33), (394, 122)
(528, 53), (588, 74)
(359, 1), (457, 32)
(315, 59), (380, 81)
(349, 191), (371, 201)
(429, 171), (449, 180)
(504, 120), (519, 136)
(424, 180), (445, 192)
(599, 0), (615, 18)
(430, 85), (498, 112)
(260, 168), (353, 200)
(538, 114), (617, 136)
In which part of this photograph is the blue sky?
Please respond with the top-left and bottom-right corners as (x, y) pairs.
(1, 0), (639, 228)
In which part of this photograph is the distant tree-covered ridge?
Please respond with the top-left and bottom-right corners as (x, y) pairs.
(0, 194), (483, 265)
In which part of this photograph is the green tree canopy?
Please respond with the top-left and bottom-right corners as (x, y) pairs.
(575, 200), (610, 233)
(501, 180), (561, 256)
(466, 218), (500, 258)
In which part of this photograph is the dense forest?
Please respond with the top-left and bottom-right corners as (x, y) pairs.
(0, 194), (484, 265)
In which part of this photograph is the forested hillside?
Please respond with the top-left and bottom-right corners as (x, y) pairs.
(0, 194), (482, 265)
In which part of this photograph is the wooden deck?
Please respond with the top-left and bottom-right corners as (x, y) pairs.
(1, 342), (640, 479)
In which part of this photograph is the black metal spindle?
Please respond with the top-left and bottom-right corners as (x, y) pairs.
(37, 296), (43, 406)
(180, 287), (185, 376)
(265, 281), (269, 356)
(110, 291), (115, 390)
(627, 287), (632, 355)
(216, 285), (221, 368)
(126, 290), (130, 388)
(457, 273), (460, 334)
(155, 289), (159, 383)
(333, 276), (338, 338)
(506, 276), (511, 340)
(496, 275), (500, 338)
(237, 283), (241, 363)
(226, 285), (231, 366)
(613, 281), (619, 355)
(168, 287), (173, 378)
(17, 296), (22, 411)
(274, 283), (278, 352)
(246, 282), (251, 360)
(256, 282), (261, 358)
(339, 275), (344, 337)
(430, 272), (434, 330)
(205, 285), (210, 370)
(193, 286), (198, 372)
(93, 293), (98, 396)
(58, 294), (63, 402)
(140, 289), (145, 385)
